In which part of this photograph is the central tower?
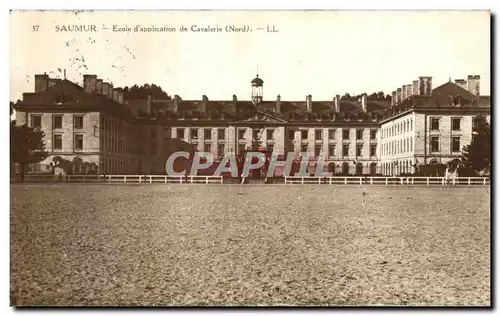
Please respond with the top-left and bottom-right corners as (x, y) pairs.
(251, 74), (263, 105)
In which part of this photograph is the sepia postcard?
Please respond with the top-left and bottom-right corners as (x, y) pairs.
(9, 10), (491, 307)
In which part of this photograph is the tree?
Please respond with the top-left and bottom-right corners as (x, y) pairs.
(461, 114), (490, 174)
(10, 123), (48, 181)
(122, 84), (172, 100)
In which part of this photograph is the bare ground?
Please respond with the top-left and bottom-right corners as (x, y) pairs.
(10, 184), (490, 306)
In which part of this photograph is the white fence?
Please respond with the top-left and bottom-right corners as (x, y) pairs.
(17, 174), (224, 184)
(13, 175), (489, 186)
(284, 176), (490, 186)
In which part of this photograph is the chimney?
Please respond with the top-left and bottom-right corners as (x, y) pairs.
(419, 76), (432, 96)
(117, 90), (123, 104)
(361, 93), (367, 112)
(108, 83), (114, 99)
(96, 79), (103, 94)
(401, 85), (407, 100)
(406, 84), (413, 98)
(232, 94), (237, 102)
(147, 94), (152, 114)
(101, 82), (110, 98)
(413, 80), (419, 96)
(334, 95), (340, 112)
(467, 75), (480, 96)
(276, 95), (281, 113)
(454, 79), (467, 90)
(113, 88), (121, 103)
(34, 73), (49, 93)
(391, 91), (396, 106)
(306, 94), (312, 112)
(396, 88), (402, 104)
(200, 95), (208, 113)
(83, 74), (97, 93)
(173, 95), (181, 113)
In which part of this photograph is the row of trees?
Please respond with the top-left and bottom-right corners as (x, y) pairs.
(121, 84), (171, 100)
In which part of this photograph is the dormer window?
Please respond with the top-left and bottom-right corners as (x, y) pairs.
(55, 94), (64, 104)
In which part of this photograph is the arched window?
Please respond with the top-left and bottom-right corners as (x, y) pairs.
(73, 157), (83, 175)
(356, 162), (363, 175)
(342, 162), (349, 175)
(328, 163), (336, 175)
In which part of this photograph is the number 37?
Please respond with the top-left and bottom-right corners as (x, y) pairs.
(32, 25), (39, 32)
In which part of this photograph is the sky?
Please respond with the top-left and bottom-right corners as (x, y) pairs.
(10, 10), (491, 102)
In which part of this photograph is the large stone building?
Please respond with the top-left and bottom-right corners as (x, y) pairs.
(13, 72), (490, 176)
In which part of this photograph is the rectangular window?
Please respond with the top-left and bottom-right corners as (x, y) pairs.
(431, 118), (440, 131)
(315, 130), (322, 141)
(431, 136), (439, 152)
(288, 130), (295, 139)
(452, 118), (461, 131)
(238, 129), (245, 140)
(191, 129), (198, 139)
(342, 129), (350, 140)
(204, 129), (212, 139)
(301, 144), (308, 153)
(342, 144), (349, 157)
(356, 129), (363, 140)
(253, 129), (260, 140)
(74, 115), (83, 129)
(218, 144), (225, 157)
(370, 144), (377, 157)
(74, 134), (83, 150)
(53, 134), (62, 150)
(177, 128), (185, 139)
(370, 130), (377, 140)
(267, 129), (274, 140)
(328, 129), (336, 140)
(204, 143), (211, 153)
(32, 115), (42, 129)
(356, 144), (363, 157)
(218, 129), (225, 140)
(314, 144), (322, 156)
(301, 130), (308, 140)
(53, 115), (62, 129)
(164, 127), (171, 138)
(329, 144), (336, 157)
(452, 137), (461, 152)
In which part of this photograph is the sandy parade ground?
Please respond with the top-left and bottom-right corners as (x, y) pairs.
(10, 184), (490, 306)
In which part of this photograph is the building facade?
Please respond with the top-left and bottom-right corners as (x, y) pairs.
(13, 73), (490, 176)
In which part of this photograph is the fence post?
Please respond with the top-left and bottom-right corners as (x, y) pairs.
(164, 176), (167, 183)
(426, 178), (429, 185)
(206, 177), (209, 184)
(442, 178), (445, 186)
(400, 178), (404, 185)
(370, 178), (373, 185)
(149, 176), (152, 184)
(452, 177), (456, 186)
(220, 176), (223, 184)
(329, 177), (332, 184)
(124, 176), (126, 183)
(468, 178), (471, 186)
(344, 177), (347, 185)
(484, 178), (487, 185)
(318, 178), (321, 184)
(301, 177), (304, 184)
(385, 178), (388, 185)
